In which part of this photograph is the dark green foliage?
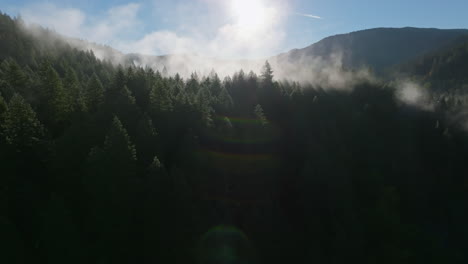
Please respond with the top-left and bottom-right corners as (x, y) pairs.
(0, 92), (7, 117)
(398, 35), (468, 95)
(135, 113), (158, 166)
(37, 194), (84, 264)
(1, 59), (29, 98)
(64, 67), (86, 114)
(38, 62), (69, 129)
(84, 73), (104, 112)
(2, 94), (44, 149)
(149, 77), (173, 114)
(186, 72), (200, 95)
(254, 104), (268, 126)
(83, 116), (137, 262)
(101, 116), (137, 163)
(0, 217), (26, 264)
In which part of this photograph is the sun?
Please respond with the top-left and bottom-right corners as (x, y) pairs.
(230, 0), (267, 29)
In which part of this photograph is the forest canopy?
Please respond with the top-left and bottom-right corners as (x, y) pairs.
(1, 12), (468, 264)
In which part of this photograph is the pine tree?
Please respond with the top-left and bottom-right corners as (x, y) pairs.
(103, 116), (137, 163)
(135, 113), (158, 166)
(104, 68), (138, 134)
(3, 59), (28, 96)
(84, 116), (137, 262)
(170, 73), (184, 99)
(105, 67), (135, 107)
(0, 93), (7, 145)
(85, 116), (137, 206)
(209, 71), (222, 97)
(127, 67), (151, 110)
(161, 66), (169, 77)
(254, 104), (269, 126)
(0, 93), (7, 118)
(85, 73), (104, 112)
(38, 62), (69, 126)
(186, 72), (200, 96)
(196, 86), (214, 127)
(64, 67), (87, 114)
(261, 60), (274, 83)
(2, 94), (44, 149)
(215, 86), (234, 113)
(149, 78), (173, 114)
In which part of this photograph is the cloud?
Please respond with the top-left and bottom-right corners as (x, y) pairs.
(20, 0), (347, 79)
(271, 52), (374, 89)
(18, 0), (288, 60)
(395, 80), (434, 111)
(20, 2), (141, 46)
(128, 30), (198, 55)
(296, 12), (322, 19)
(20, 3), (86, 37)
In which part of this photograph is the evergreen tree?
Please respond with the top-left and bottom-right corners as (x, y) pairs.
(161, 66), (169, 77)
(149, 78), (173, 114)
(261, 60), (274, 83)
(254, 104), (269, 126)
(105, 67), (135, 107)
(215, 86), (234, 113)
(170, 73), (184, 99)
(196, 86), (214, 127)
(85, 116), (137, 182)
(38, 62), (69, 127)
(85, 73), (104, 113)
(2, 94), (44, 149)
(0, 93), (7, 118)
(64, 67), (86, 114)
(126, 67), (151, 110)
(135, 113), (159, 167)
(209, 71), (222, 97)
(104, 68), (139, 134)
(84, 116), (137, 262)
(186, 72), (200, 96)
(102, 116), (137, 163)
(2, 59), (28, 96)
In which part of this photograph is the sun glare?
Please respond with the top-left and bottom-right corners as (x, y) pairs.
(230, 0), (267, 29)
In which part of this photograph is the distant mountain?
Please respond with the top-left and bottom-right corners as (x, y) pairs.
(396, 35), (468, 91)
(8, 17), (468, 83)
(121, 28), (468, 80)
(273, 27), (468, 75)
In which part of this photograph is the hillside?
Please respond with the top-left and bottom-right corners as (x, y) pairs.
(1, 12), (468, 264)
(397, 35), (468, 91)
(26, 26), (468, 82)
(273, 27), (468, 75)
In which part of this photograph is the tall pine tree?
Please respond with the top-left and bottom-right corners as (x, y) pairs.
(85, 73), (104, 113)
(2, 94), (44, 149)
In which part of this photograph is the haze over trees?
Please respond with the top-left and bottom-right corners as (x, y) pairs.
(1, 12), (468, 264)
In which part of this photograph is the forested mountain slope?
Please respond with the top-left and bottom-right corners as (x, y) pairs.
(1, 12), (468, 264)
(273, 27), (468, 74)
(398, 35), (468, 91)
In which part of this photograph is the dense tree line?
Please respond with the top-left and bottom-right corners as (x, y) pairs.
(1, 12), (468, 264)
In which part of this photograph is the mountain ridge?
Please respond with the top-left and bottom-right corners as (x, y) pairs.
(273, 27), (468, 74)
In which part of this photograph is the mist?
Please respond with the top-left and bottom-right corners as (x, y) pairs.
(13, 1), (382, 88)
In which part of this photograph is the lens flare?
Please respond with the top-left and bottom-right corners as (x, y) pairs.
(197, 225), (256, 264)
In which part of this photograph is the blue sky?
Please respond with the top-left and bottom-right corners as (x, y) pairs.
(2, 0), (468, 59)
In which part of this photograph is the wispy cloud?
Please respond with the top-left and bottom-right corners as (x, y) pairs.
(20, 2), (142, 46)
(296, 12), (322, 19)
(18, 0), (288, 59)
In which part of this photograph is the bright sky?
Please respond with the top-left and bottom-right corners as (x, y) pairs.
(2, 0), (468, 59)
